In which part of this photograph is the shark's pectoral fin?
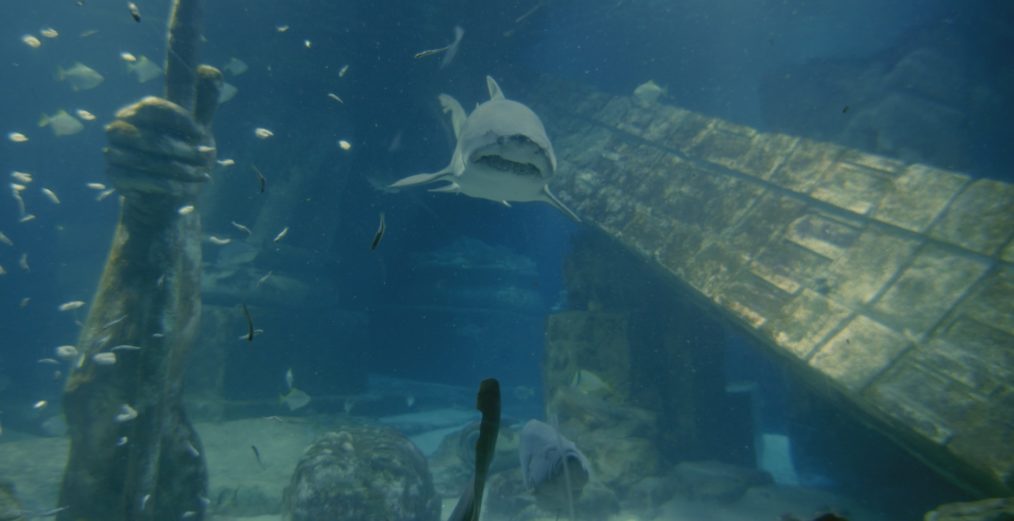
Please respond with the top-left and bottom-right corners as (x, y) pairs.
(429, 182), (461, 194)
(389, 170), (453, 189)
(438, 94), (467, 139)
(541, 185), (581, 222)
(486, 76), (505, 101)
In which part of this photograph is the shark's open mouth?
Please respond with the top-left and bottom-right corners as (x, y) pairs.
(474, 154), (542, 178)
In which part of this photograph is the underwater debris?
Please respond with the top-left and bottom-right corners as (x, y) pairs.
(370, 212), (385, 251)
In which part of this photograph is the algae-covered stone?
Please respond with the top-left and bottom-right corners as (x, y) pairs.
(0, 480), (24, 521)
(282, 427), (439, 521)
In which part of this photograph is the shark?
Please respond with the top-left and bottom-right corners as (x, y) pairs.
(390, 76), (580, 222)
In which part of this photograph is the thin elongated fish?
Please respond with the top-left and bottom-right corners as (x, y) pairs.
(41, 187), (61, 204)
(370, 212), (385, 251)
(252, 165), (266, 193)
(447, 378), (501, 521)
(273, 226), (288, 243)
(242, 304), (254, 342)
(0, 230), (12, 246)
(230, 221), (252, 235)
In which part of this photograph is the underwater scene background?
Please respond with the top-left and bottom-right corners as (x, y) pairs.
(1, 1), (1012, 520)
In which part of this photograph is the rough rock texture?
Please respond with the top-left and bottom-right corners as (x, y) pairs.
(520, 74), (1014, 496)
(282, 427), (439, 521)
(0, 480), (25, 521)
(925, 497), (1014, 521)
(484, 468), (619, 521)
(759, 18), (1014, 176)
(670, 461), (773, 503)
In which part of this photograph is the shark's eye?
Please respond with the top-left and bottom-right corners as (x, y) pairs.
(475, 155), (541, 178)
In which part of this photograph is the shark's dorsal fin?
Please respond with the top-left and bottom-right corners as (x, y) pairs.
(438, 94), (467, 139)
(486, 76), (505, 101)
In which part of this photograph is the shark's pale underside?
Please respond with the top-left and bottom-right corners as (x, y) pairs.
(390, 76), (580, 221)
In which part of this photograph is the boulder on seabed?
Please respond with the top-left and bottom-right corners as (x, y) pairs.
(0, 480), (24, 521)
(282, 426), (440, 521)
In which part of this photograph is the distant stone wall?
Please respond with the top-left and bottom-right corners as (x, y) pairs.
(522, 76), (1014, 495)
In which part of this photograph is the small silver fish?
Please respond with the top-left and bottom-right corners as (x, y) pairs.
(230, 221), (252, 235)
(93, 352), (117, 365)
(115, 404), (138, 422)
(177, 205), (195, 215)
(41, 187), (61, 204)
(86, 182), (106, 190)
(273, 226), (289, 243)
(58, 300), (85, 311)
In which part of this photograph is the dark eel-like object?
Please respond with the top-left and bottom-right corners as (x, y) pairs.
(446, 378), (501, 521)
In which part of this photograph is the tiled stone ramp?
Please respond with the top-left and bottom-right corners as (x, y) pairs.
(524, 76), (1014, 495)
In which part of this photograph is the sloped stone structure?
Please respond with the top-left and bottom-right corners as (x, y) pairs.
(523, 76), (1014, 496)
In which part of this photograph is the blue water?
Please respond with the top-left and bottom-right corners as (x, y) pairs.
(1, 0), (1006, 519)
